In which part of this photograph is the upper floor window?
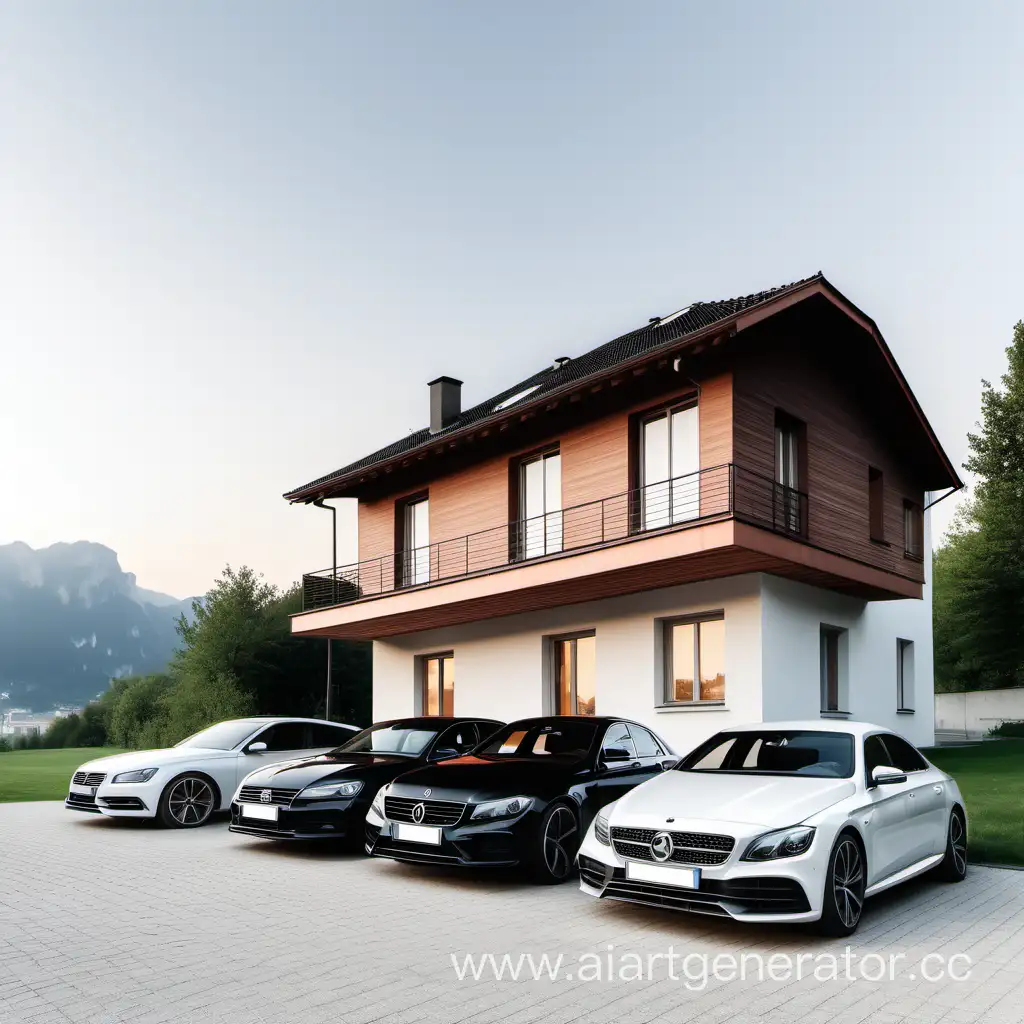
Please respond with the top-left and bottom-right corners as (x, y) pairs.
(421, 652), (454, 716)
(516, 449), (562, 559)
(639, 402), (699, 530)
(399, 494), (430, 586)
(774, 411), (805, 535)
(904, 500), (923, 560)
(552, 632), (596, 716)
(868, 467), (885, 542)
(663, 614), (725, 705)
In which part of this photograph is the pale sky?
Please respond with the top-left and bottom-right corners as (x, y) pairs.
(1, 2), (1021, 598)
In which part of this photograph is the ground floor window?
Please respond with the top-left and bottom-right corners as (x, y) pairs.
(552, 633), (596, 716)
(421, 652), (454, 716)
(897, 638), (915, 712)
(663, 615), (725, 704)
(820, 626), (847, 713)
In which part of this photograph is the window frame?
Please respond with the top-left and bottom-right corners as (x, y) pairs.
(550, 631), (597, 716)
(819, 625), (849, 716)
(420, 651), (454, 717)
(896, 638), (915, 713)
(660, 612), (726, 708)
(773, 410), (807, 537)
(510, 445), (562, 561)
(903, 499), (924, 560)
(395, 490), (430, 588)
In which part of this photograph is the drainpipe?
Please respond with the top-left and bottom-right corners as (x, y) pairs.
(312, 498), (338, 721)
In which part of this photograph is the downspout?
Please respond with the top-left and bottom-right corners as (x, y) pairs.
(312, 498), (338, 721)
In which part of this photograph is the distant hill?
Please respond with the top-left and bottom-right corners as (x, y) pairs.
(0, 541), (195, 710)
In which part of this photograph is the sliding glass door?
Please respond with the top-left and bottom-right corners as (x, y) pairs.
(519, 450), (562, 559)
(402, 497), (430, 586)
(640, 404), (699, 530)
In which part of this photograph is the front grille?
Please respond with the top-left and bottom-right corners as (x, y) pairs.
(384, 796), (465, 826)
(610, 826), (735, 866)
(72, 772), (106, 787)
(66, 792), (98, 808)
(238, 786), (297, 806)
(599, 871), (809, 916)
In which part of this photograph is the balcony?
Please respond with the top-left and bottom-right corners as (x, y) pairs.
(293, 462), (920, 639)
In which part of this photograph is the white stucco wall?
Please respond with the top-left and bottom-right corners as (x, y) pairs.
(934, 688), (1024, 737)
(372, 574), (763, 755)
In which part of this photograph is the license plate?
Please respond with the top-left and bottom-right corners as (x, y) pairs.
(69, 784), (94, 796)
(241, 803), (278, 822)
(626, 862), (700, 888)
(396, 823), (441, 845)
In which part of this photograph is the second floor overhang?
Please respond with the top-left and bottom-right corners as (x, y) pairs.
(292, 464), (922, 641)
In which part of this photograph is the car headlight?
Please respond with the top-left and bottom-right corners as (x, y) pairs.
(741, 825), (816, 861)
(300, 780), (363, 800)
(594, 809), (611, 845)
(470, 795), (533, 821)
(111, 768), (159, 784)
(370, 783), (390, 817)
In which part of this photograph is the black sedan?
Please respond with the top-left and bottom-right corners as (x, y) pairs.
(229, 717), (503, 844)
(365, 716), (676, 883)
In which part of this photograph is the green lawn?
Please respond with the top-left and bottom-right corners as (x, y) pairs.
(0, 747), (126, 803)
(926, 739), (1024, 867)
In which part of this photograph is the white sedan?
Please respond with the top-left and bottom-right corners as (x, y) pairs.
(65, 717), (359, 828)
(577, 721), (967, 936)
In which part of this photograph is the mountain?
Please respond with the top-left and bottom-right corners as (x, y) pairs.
(0, 541), (195, 710)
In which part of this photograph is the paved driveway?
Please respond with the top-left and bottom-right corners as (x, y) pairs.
(1, 802), (1022, 1024)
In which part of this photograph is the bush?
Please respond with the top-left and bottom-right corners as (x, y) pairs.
(990, 720), (1024, 738)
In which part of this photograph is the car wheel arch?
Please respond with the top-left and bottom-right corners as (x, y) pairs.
(162, 769), (223, 811)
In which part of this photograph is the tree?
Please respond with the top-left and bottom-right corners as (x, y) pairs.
(934, 321), (1024, 691)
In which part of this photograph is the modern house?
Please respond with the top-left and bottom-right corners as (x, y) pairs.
(285, 274), (960, 752)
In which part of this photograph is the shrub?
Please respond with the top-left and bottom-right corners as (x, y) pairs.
(990, 720), (1024, 738)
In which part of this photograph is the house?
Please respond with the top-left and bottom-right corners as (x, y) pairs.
(285, 274), (960, 752)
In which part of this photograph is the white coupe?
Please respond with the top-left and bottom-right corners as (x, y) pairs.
(65, 717), (359, 828)
(577, 721), (967, 935)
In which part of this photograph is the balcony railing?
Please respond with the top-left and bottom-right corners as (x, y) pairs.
(301, 463), (808, 611)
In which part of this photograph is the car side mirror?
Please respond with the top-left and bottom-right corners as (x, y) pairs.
(871, 764), (907, 786)
(431, 747), (460, 761)
(601, 746), (632, 769)
(659, 757), (679, 771)
(246, 741), (267, 754)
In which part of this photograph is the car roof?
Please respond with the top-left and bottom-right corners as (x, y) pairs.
(372, 716), (504, 728)
(226, 717), (360, 727)
(722, 720), (890, 738)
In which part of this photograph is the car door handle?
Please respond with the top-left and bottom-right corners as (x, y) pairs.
(907, 792), (916, 799)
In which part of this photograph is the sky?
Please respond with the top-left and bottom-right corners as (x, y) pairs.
(1, 2), (1022, 599)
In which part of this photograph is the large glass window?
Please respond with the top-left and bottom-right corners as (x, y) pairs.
(518, 450), (562, 559)
(421, 653), (454, 716)
(402, 496), (430, 586)
(640, 404), (699, 530)
(663, 615), (725, 704)
(553, 633), (596, 716)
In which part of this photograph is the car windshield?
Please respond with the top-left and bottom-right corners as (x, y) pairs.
(175, 721), (262, 751)
(332, 723), (439, 757)
(677, 729), (855, 778)
(478, 721), (598, 762)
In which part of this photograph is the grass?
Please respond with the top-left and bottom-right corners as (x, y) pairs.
(926, 739), (1024, 867)
(0, 747), (127, 803)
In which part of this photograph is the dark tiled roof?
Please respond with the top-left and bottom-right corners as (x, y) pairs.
(285, 274), (824, 500)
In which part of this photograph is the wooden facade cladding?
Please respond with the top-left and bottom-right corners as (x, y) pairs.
(355, 373), (735, 564)
(731, 326), (927, 584)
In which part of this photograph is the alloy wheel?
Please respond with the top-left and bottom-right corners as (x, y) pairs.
(832, 837), (864, 929)
(167, 777), (215, 826)
(950, 813), (967, 875)
(543, 806), (578, 879)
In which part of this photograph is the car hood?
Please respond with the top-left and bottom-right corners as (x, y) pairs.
(614, 770), (857, 830)
(77, 747), (236, 772)
(240, 752), (420, 789)
(389, 755), (581, 802)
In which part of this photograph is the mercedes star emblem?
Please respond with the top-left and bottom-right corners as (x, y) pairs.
(412, 802), (426, 824)
(260, 789), (272, 804)
(650, 831), (674, 862)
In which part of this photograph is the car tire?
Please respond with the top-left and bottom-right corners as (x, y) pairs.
(935, 807), (968, 882)
(525, 801), (580, 885)
(157, 773), (218, 829)
(817, 831), (866, 937)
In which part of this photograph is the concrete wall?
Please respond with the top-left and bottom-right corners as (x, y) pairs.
(372, 574), (763, 756)
(934, 688), (1024, 738)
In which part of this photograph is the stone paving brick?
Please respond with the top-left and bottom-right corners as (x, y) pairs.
(0, 803), (1022, 1023)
